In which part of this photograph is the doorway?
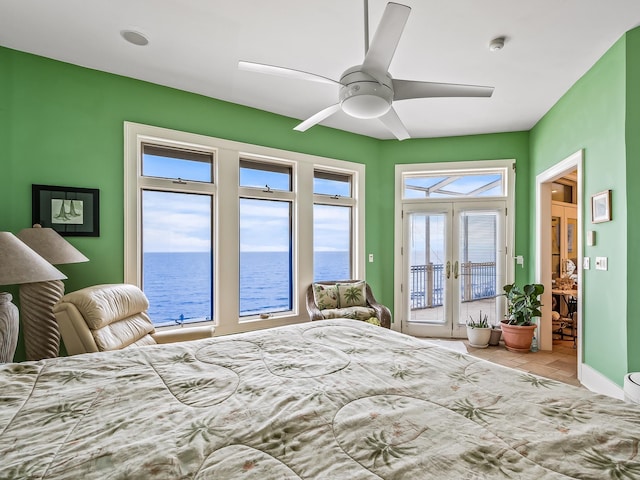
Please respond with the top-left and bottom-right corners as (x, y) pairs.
(401, 200), (506, 338)
(535, 150), (583, 378)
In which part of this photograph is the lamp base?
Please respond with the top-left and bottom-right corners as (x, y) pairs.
(0, 292), (19, 362)
(20, 280), (65, 361)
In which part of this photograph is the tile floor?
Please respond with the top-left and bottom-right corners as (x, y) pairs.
(463, 337), (581, 387)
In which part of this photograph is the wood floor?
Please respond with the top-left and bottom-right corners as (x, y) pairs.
(464, 337), (580, 387)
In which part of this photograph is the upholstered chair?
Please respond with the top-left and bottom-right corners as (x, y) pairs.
(53, 283), (214, 355)
(306, 280), (391, 328)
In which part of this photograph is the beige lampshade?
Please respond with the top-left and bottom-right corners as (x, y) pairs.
(17, 225), (89, 265)
(0, 232), (67, 286)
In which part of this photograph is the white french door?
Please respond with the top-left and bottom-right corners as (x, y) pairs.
(402, 200), (506, 338)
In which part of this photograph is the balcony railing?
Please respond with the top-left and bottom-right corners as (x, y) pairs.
(410, 262), (496, 310)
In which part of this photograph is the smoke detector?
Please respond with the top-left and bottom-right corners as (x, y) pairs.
(489, 37), (505, 52)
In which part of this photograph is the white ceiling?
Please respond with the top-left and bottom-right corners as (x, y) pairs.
(2, 0), (640, 140)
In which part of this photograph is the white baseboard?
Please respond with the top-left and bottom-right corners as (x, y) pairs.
(580, 363), (624, 400)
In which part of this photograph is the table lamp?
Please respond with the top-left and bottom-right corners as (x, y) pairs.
(0, 232), (66, 362)
(17, 224), (89, 360)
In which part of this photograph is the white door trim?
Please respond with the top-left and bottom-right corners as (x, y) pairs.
(535, 149), (583, 379)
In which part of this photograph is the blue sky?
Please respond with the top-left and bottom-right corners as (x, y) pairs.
(142, 154), (500, 254)
(142, 154), (351, 253)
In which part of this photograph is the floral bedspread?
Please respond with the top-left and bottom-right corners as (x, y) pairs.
(2, 319), (640, 479)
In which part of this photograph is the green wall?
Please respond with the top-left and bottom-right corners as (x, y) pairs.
(0, 46), (533, 364)
(530, 34), (630, 384)
(0, 46), (378, 288)
(625, 28), (640, 374)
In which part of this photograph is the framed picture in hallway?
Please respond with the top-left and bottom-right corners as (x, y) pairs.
(591, 189), (611, 224)
(32, 184), (100, 236)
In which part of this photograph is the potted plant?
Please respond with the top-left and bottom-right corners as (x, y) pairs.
(466, 311), (491, 348)
(488, 321), (502, 346)
(501, 282), (544, 352)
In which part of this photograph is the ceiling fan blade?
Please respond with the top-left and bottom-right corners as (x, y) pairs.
(294, 104), (342, 132)
(238, 61), (339, 86)
(393, 79), (494, 100)
(379, 107), (410, 141)
(362, 3), (411, 82)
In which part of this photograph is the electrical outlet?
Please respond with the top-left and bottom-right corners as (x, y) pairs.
(595, 256), (608, 271)
(583, 257), (590, 270)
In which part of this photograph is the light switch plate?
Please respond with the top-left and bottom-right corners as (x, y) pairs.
(583, 257), (590, 270)
(368, 253), (374, 263)
(595, 256), (608, 271)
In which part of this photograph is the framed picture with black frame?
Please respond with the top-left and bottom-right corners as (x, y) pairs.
(591, 189), (612, 224)
(32, 184), (100, 237)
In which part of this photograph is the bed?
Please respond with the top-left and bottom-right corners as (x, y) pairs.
(2, 319), (640, 479)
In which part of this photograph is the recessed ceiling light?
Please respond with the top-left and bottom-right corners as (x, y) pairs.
(489, 36), (505, 52)
(120, 30), (149, 46)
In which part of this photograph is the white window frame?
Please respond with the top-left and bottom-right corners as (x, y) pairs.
(313, 168), (358, 281)
(124, 122), (365, 336)
(393, 159), (516, 332)
(238, 154), (296, 320)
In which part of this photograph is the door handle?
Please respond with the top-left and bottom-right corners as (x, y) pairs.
(446, 261), (451, 279)
(454, 260), (459, 279)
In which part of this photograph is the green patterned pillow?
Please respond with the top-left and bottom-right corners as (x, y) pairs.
(313, 283), (339, 309)
(337, 281), (367, 307)
(320, 306), (376, 320)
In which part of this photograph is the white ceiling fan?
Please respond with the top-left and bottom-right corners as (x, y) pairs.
(239, 1), (494, 140)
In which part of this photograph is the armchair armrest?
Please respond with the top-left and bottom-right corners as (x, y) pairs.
(152, 325), (215, 344)
(306, 286), (324, 321)
(365, 283), (392, 329)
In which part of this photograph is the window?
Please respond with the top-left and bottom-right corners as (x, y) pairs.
(142, 190), (213, 326)
(136, 144), (215, 327)
(125, 122), (365, 335)
(313, 170), (354, 282)
(239, 159), (294, 318)
(142, 144), (212, 182)
(403, 171), (504, 199)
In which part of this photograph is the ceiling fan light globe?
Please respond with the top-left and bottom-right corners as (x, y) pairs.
(340, 81), (393, 119)
(342, 94), (391, 119)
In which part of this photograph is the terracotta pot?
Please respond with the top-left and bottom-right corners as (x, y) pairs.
(500, 320), (537, 353)
(488, 327), (502, 346)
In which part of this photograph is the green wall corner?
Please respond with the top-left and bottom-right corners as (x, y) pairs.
(530, 33), (629, 385)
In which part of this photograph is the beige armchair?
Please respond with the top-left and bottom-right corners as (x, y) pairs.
(306, 280), (391, 328)
(53, 283), (214, 355)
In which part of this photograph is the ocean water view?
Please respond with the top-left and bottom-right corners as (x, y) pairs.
(143, 251), (349, 326)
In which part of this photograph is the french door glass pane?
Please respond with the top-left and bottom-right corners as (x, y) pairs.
(313, 204), (351, 281)
(458, 211), (498, 326)
(239, 198), (292, 316)
(142, 190), (213, 326)
(409, 212), (447, 324)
